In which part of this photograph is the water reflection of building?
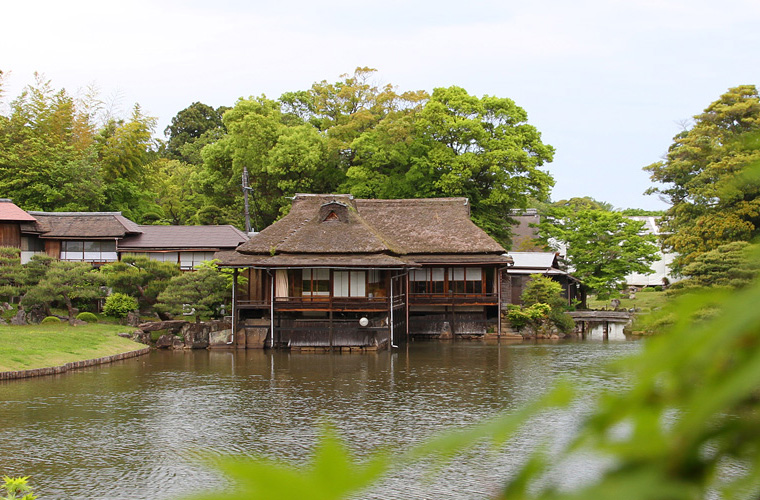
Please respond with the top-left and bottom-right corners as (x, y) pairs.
(217, 194), (514, 349)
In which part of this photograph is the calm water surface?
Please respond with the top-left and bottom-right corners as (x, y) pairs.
(0, 340), (640, 500)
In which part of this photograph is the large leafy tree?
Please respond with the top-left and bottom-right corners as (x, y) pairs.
(645, 85), (760, 274)
(163, 101), (228, 163)
(410, 86), (555, 244)
(540, 209), (659, 299)
(196, 96), (329, 228)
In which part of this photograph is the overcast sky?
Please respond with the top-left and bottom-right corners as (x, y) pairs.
(2, 0), (758, 210)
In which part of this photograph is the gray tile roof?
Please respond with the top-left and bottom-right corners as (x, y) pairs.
(119, 225), (248, 251)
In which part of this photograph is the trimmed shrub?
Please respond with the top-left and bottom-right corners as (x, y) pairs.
(76, 311), (98, 323)
(103, 293), (139, 318)
(41, 316), (62, 324)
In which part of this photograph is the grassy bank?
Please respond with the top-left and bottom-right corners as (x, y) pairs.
(0, 324), (145, 372)
(586, 288), (666, 312)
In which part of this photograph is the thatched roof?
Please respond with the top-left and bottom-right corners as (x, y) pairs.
(224, 194), (509, 268)
(21, 212), (142, 239)
(355, 198), (505, 254)
(237, 194), (392, 255)
(119, 225), (248, 251)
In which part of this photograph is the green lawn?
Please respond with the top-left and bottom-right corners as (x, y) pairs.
(0, 323), (145, 372)
(586, 288), (667, 312)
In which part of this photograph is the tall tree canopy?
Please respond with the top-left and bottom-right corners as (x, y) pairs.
(197, 68), (554, 243)
(645, 85), (760, 274)
(2, 69), (555, 240)
(540, 208), (659, 299)
(163, 101), (228, 163)
(0, 73), (160, 221)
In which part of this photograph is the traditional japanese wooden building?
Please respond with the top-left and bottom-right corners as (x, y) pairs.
(118, 224), (248, 270)
(505, 251), (585, 307)
(0, 199), (247, 267)
(217, 194), (513, 349)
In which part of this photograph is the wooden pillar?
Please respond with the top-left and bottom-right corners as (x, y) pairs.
(497, 267), (502, 338)
(232, 268), (238, 346)
(405, 271), (410, 341)
(329, 309), (334, 351)
(269, 270), (275, 349)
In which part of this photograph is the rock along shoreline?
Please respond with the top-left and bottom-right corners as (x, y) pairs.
(0, 346), (151, 381)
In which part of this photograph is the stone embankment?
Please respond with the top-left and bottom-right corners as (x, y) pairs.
(0, 347), (151, 381)
(131, 319), (240, 349)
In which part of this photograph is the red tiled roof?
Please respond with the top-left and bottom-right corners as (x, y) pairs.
(0, 199), (37, 222)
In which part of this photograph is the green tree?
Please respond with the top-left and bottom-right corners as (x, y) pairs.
(95, 104), (157, 182)
(163, 101), (228, 163)
(100, 255), (180, 310)
(0, 247), (21, 300)
(197, 96), (329, 227)
(670, 241), (760, 292)
(552, 196), (614, 212)
(141, 158), (203, 225)
(0, 73), (160, 218)
(0, 74), (105, 211)
(15, 253), (54, 295)
(156, 265), (228, 322)
(540, 209), (659, 299)
(518, 275), (575, 333)
(411, 86), (555, 244)
(619, 208), (666, 216)
(21, 260), (104, 321)
(645, 85), (760, 274)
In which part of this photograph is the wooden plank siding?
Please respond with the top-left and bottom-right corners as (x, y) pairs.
(44, 240), (61, 259)
(0, 223), (21, 248)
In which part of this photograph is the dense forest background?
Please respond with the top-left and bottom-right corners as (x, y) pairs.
(0, 68), (555, 246)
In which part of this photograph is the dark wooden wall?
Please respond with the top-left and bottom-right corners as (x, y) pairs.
(45, 240), (61, 258)
(0, 223), (21, 248)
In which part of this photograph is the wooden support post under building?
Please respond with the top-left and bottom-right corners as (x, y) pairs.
(329, 309), (334, 351)
(231, 268), (238, 346)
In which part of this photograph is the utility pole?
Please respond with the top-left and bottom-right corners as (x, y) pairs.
(242, 166), (252, 233)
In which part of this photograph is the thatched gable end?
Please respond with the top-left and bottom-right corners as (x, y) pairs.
(318, 201), (349, 223)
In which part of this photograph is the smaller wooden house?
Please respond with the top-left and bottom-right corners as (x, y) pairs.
(0, 199), (38, 251)
(217, 194), (514, 349)
(505, 252), (585, 306)
(118, 225), (248, 269)
(0, 200), (248, 267)
(18, 211), (141, 265)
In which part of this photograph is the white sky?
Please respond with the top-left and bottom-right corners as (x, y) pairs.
(2, 0), (759, 210)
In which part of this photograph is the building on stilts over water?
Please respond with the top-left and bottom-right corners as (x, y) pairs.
(216, 194), (514, 350)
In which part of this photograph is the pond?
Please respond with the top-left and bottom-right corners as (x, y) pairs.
(0, 340), (640, 500)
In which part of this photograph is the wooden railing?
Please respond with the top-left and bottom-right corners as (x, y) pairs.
(237, 292), (495, 309)
(237, 296), (395, 311)
(408, 292), (499, 305)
